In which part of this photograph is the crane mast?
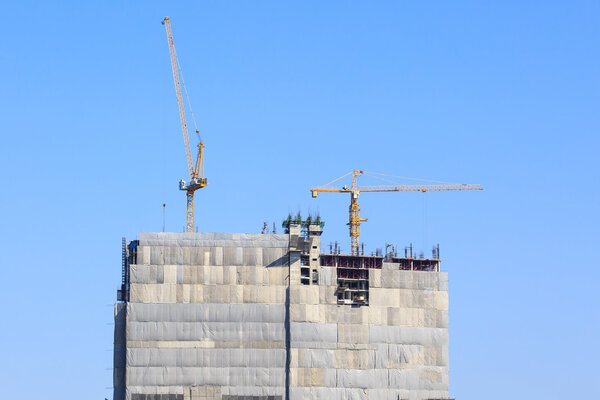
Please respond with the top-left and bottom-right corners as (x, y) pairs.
(162, 16), (206, 232)
(312, 169), (483, 256)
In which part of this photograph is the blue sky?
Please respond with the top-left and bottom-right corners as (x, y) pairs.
(1, 1), (598, 399)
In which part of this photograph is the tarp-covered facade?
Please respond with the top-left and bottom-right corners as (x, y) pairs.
(114, 231), (449, 400)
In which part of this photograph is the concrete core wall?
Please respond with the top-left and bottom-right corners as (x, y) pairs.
(114, 230), (449, 400)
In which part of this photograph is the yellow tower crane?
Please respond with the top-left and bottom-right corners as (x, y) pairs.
(311, 169), (483, 256)
(162, 16), (207, 232)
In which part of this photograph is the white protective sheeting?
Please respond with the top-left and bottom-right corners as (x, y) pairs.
(290, 387), (367, 400)
(129, 303), (285, 323)
(117, 232), (450, 400)
(290, 322), (338, 343)
(127, 348), (286, 368)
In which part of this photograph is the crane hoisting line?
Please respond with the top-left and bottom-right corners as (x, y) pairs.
(177, 57), (200, 138)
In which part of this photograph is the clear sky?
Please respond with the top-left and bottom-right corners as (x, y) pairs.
(1, 1), (598, 399)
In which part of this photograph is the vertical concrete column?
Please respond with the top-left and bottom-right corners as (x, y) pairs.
(308, 224), (322, 285)
(288, 224), (302, 286)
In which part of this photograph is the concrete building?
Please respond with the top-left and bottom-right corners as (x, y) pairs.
(114, 217), (449, 400)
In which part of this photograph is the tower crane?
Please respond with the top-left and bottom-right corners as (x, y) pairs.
(311, 170), (483, 256)
(162, 17), (207, 232)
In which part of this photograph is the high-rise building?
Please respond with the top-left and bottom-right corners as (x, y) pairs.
(114, 217), (449, 400)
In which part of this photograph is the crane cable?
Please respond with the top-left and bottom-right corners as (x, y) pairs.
(176, 54), (200, 139)
(312, 171), (354, 190)
(362, 171), (459, 185)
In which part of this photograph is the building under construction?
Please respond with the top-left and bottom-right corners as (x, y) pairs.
(110, 13), (484, 400)
(113, 216), (449, 400)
